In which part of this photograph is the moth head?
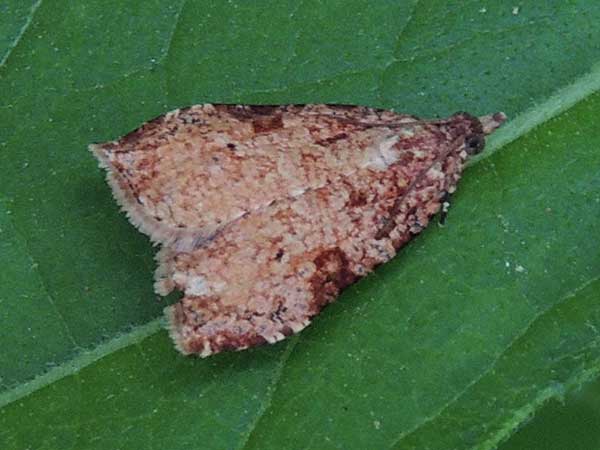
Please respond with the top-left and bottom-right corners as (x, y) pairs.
(469, 112), (506, 155)
(450, 111), (507, 156)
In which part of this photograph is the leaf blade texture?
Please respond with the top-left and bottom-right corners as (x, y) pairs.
(1, 1), (600, 449)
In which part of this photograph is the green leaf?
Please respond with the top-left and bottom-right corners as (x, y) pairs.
(1, 1), (599, 449)
(499, 367), (600, 450)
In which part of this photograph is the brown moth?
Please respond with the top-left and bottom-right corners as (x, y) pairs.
(91, 104), (506, 356)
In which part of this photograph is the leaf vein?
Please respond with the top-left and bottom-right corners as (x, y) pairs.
(376, 0), (420, 103)
(389, 273), (600, 449)
(0, 318), (163, 409)
(237, 336), (299, 450)
(1, 202), (78, 349)
(0, 0), (43, 70)
(158, 0), (187, 67)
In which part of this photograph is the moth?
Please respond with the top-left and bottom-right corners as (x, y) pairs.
(91, 104), (506, 356)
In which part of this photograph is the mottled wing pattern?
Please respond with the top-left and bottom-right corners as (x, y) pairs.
(91, 104), (506, 356)
(153, 110), (506, 356)
(91, 104), (428, 251)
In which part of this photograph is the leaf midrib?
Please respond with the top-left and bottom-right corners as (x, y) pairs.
(0, 319), (163, 409)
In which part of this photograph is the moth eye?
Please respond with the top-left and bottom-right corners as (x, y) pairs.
(465, 134), (485, 155)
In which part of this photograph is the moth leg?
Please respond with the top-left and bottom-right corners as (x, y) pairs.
(438, 191), (452, 227)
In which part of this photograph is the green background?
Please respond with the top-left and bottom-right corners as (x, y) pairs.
(1, 1), (599, 449)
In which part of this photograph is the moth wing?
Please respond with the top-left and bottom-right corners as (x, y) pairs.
(90, 104), (421, 251)
(159, 111), (497, 356)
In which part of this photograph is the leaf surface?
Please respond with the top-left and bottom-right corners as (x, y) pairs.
(1, 1), (599, 449)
